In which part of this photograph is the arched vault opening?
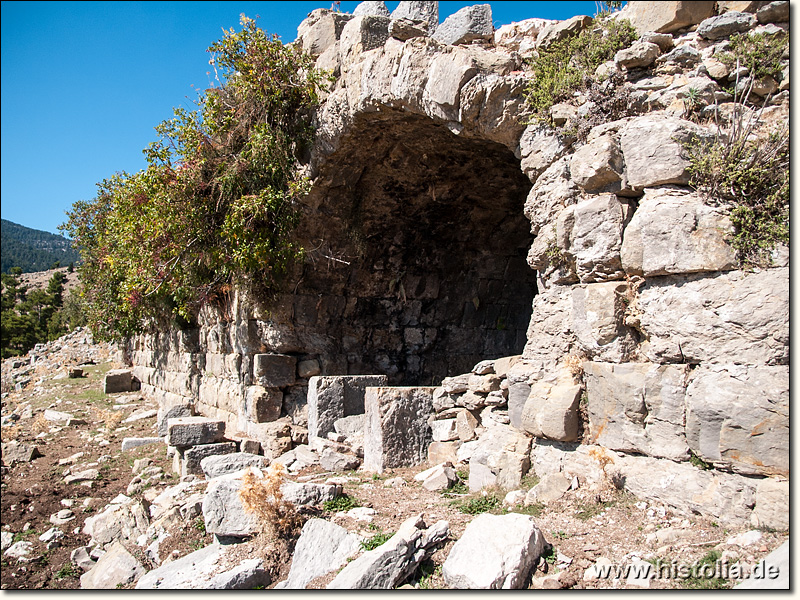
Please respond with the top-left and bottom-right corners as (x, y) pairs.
(291, 110), (536, 385)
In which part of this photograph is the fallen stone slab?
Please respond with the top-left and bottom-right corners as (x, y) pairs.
(443, 513), (545, 589)
(526, 473), (571, 504)
(390, 0), (439, 33)
(70, 546), (97, 572)
(104, 369), (133, 394)
(4, 540), (34, 562)
(167, 417), (225, 447)
(200, 453), (267, 479)
(414, 462), (457, 492)
(328, 514), (449, 589)
(50, 509), (76, 525)
(156, 405), (193, 437)
(202, 470), (261, 537)
(123, 409), (158, 423)
(734, 540), (789, 589)
(281, 482), (341, 507)
(83, 496), (150, 546)
(80, 541), (144, 589)
(276, 518), (362, 589)
(135, 543), (271, 589)
(64, 469), (99, 485)
(181, 442), (237, 477)
(121, 437), (163, 452)
(43, 409), (74, 425)
(1, 442), (41, 465)
(319, 447), (361, 472)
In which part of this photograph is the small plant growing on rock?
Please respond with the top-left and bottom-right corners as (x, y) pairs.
(239, 464), (303, 540)
(360, 530), (392, 551)
(718, 31), (788, 88)
(322, 493), (360, 513)
(563, 354), (584, 381)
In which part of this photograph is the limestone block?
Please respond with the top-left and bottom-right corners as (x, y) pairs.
(363, 387), (434, 472)
(571, 281), (637, 362)
(253, 353), (296, 387)
(200, 453), (267, 479)
(520, 370), (582, 442)
(619, 116), (709, 190)
(638, 268), (788, 366)
(468, 459), (497, 492)
(121, 437), (163, 452)
(278, 519), (362, 589)
(518, 125), (569, 185)
(156, 405), (192, 437)
(104, 369), (133, 394)
(431, 418), (459, 442)
(569, 135), (623, 193)
(307, 375), (387, 438)
(389, 18), (428, 41)
(432, 4), (493, 46)
(640, 31), (674, 51)
(685, 365), (788, 476)
(697, 11), (757, 39)
(523, 285), (575, 363)
(83, 497), (149, 546)
(526, 473), (571, 504)
(422, 49), (478, 121)
(570, 194), (628, 283)
(623, 1), (716, 34)
(319, 447), (361, 472)
(390, 1), (439, 33)
(297, 9), (353, 57)
(245, 385), (283, 423)
(614, 41), (660, 69)
(494, 18), (556, 55)
(757, 1), (789, 23)
(456, 409), (479, 442)
(621, 186), (736, 277)
(752, 478), (788, 531)
(297, 359), (321, 379)
(80, 541), (144, 589)
(182, 442), (237, 477)
(583, 362), (690, 461)
(202, 470), (260, 537)
(353, 1), (390, 18)
(245, 421), (293, 461)
(536, 15), (592, 49)
(339, 15), (391, 65)
(719, 1), (770, 12)
(495, 451), (530, 490)
(167, 417), (225, 448)
(443, 513), (545, 589)
(281, 482), (341, 506)
(428, 441), (461, 465)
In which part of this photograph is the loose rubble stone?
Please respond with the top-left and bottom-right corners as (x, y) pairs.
(319, 447), (361, 471)
(281, 482), (341, 506)
(363, 387), (434, 472)
(328, 514), (449, 589)
(697, 11), (757, 39)
(1, 442), (41, 465)
(4, 541), (34, 561)
(390, 1), (439, 33)
(136, 543), (271, 589)
(80, 541), (144, 589)
(276, 519), (362, 589)
(202, 470), (260, 537)
(70, 546), (97, 572)
(43, 409), (74, 425)
(83, 496), (150, 546)
(757, 1), (789, 23)
(443, 513), (545, 589)
(414, 462), (457, 491)
(352, 0), (390, 18)
(432, 4), (493, 46)
(615, 41), (660, 69)
(526, 473), (571, 504)
(623, 1), (716, 34)
(64, 469), (100, 484)
(735, 540), (789, 589)
(536, 15), (592, 49)
(297, 8), (352, 57)
(200, 452), (267, 479)
(121, 437), (163, 452)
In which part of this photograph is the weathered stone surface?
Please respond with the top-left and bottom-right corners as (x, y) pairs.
(80, 541), (144, 589)
(353, 1), (390, 18)
(718, 1), (770, 12)
(494, 18), (555, 55)
(339, 14), (392, 65)
(245, 385), (283, 423)
(388, 18), (428, 41)
(253, 353), (296, 387)
(363, 387), (434, 472)
(431, 418), (459, 442)
(422, 50), (479, 121)
(570, 194), (628, 283)
(623, 1), (716, 34)
(297, 359), (321, 379)
(246, 421), (293, 461)
(443, 513), (545, 589)
(526, 473), (571, 504)
(685, 365), (788, 476)
(518, 125), (569, 184)
(757, 1), (789, 23)
(281, 482), (341, 506)
(584, 362), (690, 461)
(104, 369), (133, 393)
(83, 496), (149, 546)
(620, 116), (707, 190)
(4, 540), (33, 561)
(621, 186), (736, 276)
(570, 136), (623, 193)
(390, 1), (439, 33)
(536, 15), (592, 49)
(655, 44), (701, 68)
(414, 462), (457, 491)
(156, 405), (192, 437)
(319, 447), (361, 471)
(571, 281), (637, 362)
(523, 285), (575, 362)
(277, 519), (362, 589)
(297, 9), (353, 57)
(640, 31), (674, 52)
(43, 409), (74, 425)
(615, 41), (660, 69)
(638, 268), (788, 366)
(468, 458), (497, 492)
(200, 453), (267, 479)
(166, 417), (225, 447)
(432, 4), (493, 46)
(1, 442), (41, 465)
(520, 369), (582, 443)
(751, 478), (788, 531)
(121, 437), (162, 452)
(428, 441), (460, 465)
(455, 409), (479, 442)
(202, 470), (259, 537)
(308, 375), (388, 438)
(328, 514), (449, 588)
(136, 543), (271, 589)
(70, 546), (96, 572)
(697, 11), (757, 39)
(334, 414), (365, 438)
(735, 539), (789, 589)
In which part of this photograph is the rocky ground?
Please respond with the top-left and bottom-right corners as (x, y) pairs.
(0, 330), (787, 590)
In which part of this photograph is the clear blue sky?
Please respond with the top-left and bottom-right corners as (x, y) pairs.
(1, 1), (601, 235)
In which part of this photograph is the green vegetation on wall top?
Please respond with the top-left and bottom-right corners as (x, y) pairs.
(61, 16), (329, 341)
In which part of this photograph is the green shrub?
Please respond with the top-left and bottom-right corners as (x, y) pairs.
(685, 112), (788, 267)
(718, 31), (788, 84)
(451, 493), (501, 515)
(62, 16), (328, 341)
(323, 494), (360, 512)
(360, 531), (392, 551)
(525, 17), (637, 121)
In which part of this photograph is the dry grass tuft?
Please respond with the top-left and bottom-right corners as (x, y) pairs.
(1, 424), (22, 442)
(31, 413), (50, 435)
(94, 408), (124, 432)
(239, 464), (303, 541)
(563, 354), (584, 380)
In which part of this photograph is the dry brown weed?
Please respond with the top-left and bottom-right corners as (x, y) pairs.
(239, 464), (303, 541)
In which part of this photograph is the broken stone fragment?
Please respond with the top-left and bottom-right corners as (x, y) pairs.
(166, 417), (225, 448)
(103, 369), (133, 394)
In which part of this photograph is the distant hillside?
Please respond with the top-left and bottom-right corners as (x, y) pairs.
(1, 219), (81, 274)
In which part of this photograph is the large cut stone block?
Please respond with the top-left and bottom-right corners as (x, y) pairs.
(621, 186), (736, 277)
(570, 281), (638, 362)
(752, 478), (788, 531)
(520, 368), (583, 443)
(307, 375), (388, 438)
(623, 1), (716, 34)
(570, 194), (628, 283)
(638, 268), (788, 366)
(391, 1), (439, 33)
(246, 385), (283, 423)
(432, 4), (494, 46)
(297, 8), (353, 57)
(104, 369), (133, 394)
(685, 365), (788, 476)
(253, 354), (296, 387)
(339, 15), (391, 65)
(363, 387), (435, 472)
(167, 417), (226, 448)
(583, 362), (690, 461)
(182, 442), (237, 477)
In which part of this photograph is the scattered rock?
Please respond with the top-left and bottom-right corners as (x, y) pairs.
(200, 453), (267, 479)
(80, 541), (144, 589)
(526, 473), (571, 504)
(432, 4), (493, 46)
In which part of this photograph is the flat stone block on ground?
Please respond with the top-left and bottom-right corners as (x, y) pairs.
(104, 369), (133, 394)
(167, 417), (226, 447)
